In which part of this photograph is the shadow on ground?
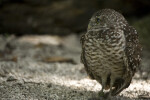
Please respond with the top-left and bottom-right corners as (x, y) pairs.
(0, 35), (150, 100)
(0, 81), (135, 100)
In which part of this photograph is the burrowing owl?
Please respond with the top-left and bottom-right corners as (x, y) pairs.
(80, 9), (142, 98)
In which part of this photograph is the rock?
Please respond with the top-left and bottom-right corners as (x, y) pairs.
(142, 72), (148, 80)
(47, 83), (52, 88)
(7, 76), (17, 81)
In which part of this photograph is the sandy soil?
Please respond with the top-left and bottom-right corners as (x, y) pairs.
(0, 35), (150, 100)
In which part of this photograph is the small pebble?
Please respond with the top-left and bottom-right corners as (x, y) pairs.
(7, 76), (17, 81)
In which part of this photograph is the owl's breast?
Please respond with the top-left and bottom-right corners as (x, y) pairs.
(84, 29), (126, 76)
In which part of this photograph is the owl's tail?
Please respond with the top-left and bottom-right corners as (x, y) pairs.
(111, 77), (132, 96)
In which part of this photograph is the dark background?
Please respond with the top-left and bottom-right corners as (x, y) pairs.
(0, 1), (150, 99)
(0, 0), (150, 49)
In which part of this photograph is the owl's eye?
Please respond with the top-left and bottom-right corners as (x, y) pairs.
(95, 18), (100, 23)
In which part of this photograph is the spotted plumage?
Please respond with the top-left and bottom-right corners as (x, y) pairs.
(80, 9), (142, 98)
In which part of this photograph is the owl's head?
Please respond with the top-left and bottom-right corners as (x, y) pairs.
(87, 9), (128, 31)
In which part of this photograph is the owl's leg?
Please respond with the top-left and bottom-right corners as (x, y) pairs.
(108, 75), (116, 98)
(98, 75), (107, 97)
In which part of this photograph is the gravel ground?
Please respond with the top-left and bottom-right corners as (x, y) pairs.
(0, 35), (150, 100)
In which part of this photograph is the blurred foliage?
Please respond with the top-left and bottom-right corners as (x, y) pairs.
(0, 0), (150, 37)
(133, 15), (150, 50)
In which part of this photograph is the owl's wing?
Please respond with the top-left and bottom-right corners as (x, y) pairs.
(80, 34), (95, 79)
(112, 26), (142, 96)
(124, 26), (142, 76)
